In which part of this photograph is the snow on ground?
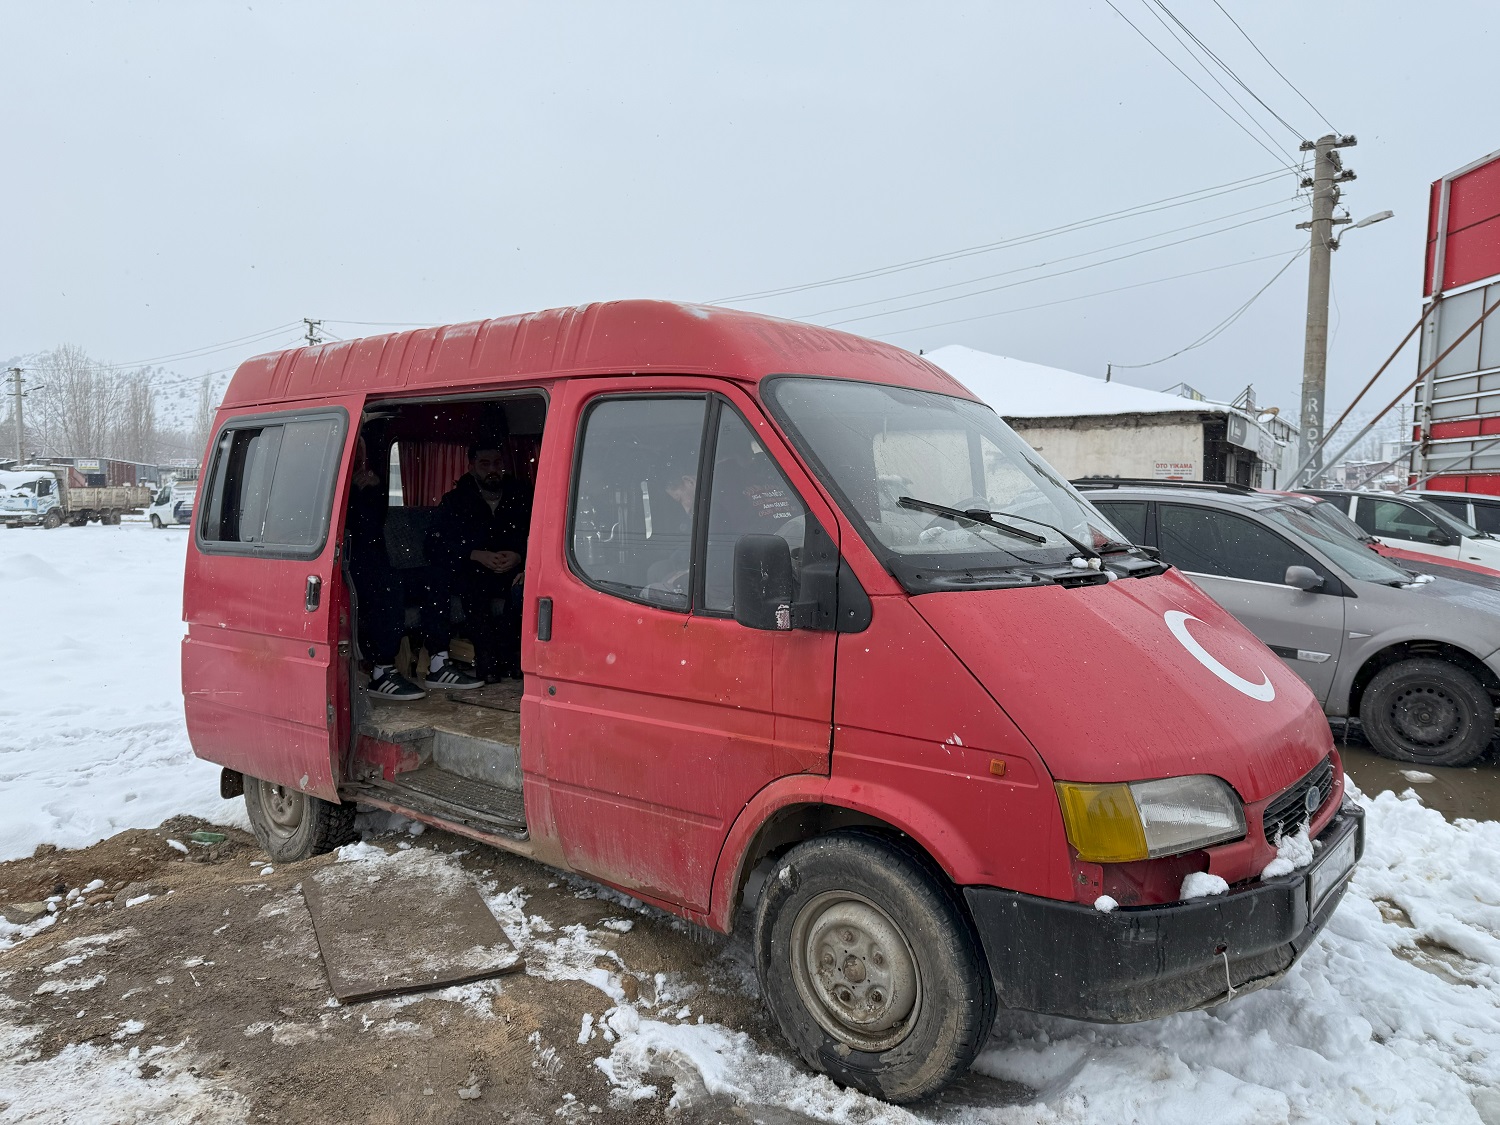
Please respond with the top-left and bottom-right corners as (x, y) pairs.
(4, 525), (1500, 1122)
(0, 521), (245, 863)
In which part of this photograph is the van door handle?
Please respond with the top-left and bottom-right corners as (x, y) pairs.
(305, 575), (322, 612)
(537, 597), (553, 641)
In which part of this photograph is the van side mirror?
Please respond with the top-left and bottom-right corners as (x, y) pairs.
(1284, 565), (1325, 592)
(734, 534), (795, 630)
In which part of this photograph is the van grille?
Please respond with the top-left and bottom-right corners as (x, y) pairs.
(1262, 756), (1335, 844)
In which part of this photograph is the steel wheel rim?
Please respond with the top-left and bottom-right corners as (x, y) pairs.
(789, 889), (921, 1053)
(258, 781), (304, 839)
(1389, 682), (1464, 748)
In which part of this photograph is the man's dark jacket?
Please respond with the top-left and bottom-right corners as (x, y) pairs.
(426, 473), (532, 576)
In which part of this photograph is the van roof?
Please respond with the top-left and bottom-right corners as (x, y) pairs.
(223, 300), (970, 410)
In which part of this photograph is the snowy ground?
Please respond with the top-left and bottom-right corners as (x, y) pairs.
(2, 524), (1499, 1123)
(0, 521), (246, 864)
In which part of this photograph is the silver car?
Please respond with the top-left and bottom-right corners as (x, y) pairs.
(1076, 480), (1500, 766)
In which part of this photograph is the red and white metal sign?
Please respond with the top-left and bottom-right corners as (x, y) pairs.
(1425, 149), (1500, 298)
(1416, 150), (1500, 493)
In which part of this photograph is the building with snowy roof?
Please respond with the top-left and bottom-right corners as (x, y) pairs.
(925, 345), (1298, 487)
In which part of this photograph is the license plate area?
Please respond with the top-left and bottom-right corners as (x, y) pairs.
(1307, 826), (1357, 913)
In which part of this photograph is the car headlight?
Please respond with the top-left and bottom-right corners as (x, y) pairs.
(1055, 775), (1245, 863)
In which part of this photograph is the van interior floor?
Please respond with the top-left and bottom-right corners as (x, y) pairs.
(343, 681), (529, 841)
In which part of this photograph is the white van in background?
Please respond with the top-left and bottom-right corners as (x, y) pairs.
(148, 479), (198, 529)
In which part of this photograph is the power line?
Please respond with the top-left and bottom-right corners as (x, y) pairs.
(93, 322), (304, 371)
(795, 195), (1298, 321)
(821, 207), (1302, 328)
(1138, 0), (1300, 161)
(1104, 0), (1301, 173)
(1109, 245), (1308, 369)
(1212, 0), (1338, 134)
(870, 248), (1303, 339)
(323, 319), (436, 328)
(1149, 0), (1305, 142)
(711, 168), (1291, 304)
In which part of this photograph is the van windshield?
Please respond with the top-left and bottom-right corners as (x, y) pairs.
(765, 377), (1131, 589)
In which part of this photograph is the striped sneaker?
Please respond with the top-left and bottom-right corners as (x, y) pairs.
(369, 670), (426, 701)
(424, 660), (483, 690)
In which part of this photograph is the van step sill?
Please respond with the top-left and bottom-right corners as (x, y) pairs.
(344, 767), (527, 840)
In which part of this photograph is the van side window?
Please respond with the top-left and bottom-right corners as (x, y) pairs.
(201, 414), (346, 553)
(1158, 504), (1316, 584)
(570, 397), (707, 610)
(703, 408), (806, 614)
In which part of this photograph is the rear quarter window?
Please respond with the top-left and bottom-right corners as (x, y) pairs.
(199, 410), (347, 558)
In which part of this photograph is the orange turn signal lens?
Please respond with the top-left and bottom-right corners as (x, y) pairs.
(1054, 782), (1150, 863)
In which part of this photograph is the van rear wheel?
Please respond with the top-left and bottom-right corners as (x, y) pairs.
(243, 777), (357, 862)
(754, 832), (996, 1104)
(1359, 657), (1495, 767)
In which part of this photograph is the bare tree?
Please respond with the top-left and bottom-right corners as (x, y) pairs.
(29, 345), (126, 458)
(111, 369), (159, 462)
(192, 375), (219, 459)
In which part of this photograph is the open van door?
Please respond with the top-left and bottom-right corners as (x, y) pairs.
(183, 398), (361, 800)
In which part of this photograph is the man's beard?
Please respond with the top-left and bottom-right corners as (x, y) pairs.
(477, 472), (505, 492)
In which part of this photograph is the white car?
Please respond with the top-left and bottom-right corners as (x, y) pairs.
(147, 481), (196, 528)
(1305, 489), (1500, 570)
(1416, 489), (1500, 537)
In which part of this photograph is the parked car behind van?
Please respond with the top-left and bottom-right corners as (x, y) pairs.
(1303, 488), (1500, 570)
(1080, 479), (1500, 766)
(1279, 491), (1500, 591)
(1414, 489), (1500, 537)
(185, 302), (1363, 1102)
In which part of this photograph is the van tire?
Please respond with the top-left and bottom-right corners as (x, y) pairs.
(150, 514), (163, 528)
(1359, 657), (1495, 767)
(243, 777), (358, 862)
(754, 832), (996, 1104)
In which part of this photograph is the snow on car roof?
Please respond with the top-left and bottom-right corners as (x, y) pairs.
(925, 344), (1228, 420)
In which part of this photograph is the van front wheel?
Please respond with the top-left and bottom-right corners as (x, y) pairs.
(754, 833), (996, 1104)
(243, 777), (357, 862)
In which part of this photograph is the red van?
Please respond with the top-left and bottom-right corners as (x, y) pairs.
(183, 301), (1363, 1102)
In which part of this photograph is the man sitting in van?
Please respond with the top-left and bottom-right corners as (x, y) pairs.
(423, 441), (533, 684)
(347, 440), (426, 701)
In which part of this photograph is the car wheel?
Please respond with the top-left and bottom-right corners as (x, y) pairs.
(243, 777), (358, 862)
(41, 510), (63, 529)
(150, 514), (163, 528)
(1359, 657), (1496, 767)
(755, 832), (996, 1104)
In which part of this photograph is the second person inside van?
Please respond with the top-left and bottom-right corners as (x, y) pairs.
(423, 440), (534, 685)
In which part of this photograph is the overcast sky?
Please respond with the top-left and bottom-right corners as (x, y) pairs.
(3, 1), (1493, 424)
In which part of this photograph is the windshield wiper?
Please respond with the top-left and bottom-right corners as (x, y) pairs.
(898, 496), (1048, 544)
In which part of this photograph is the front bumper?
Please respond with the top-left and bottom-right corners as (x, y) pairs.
(964, 802), (1365, 1023)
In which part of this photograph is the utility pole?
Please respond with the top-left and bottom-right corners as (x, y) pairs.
(303, 318), (324, 347)
(1294, 133), (1358, 483)
(7, 367), (23, 463)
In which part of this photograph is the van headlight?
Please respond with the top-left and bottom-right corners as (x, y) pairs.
(1055, 776), (1245, 863)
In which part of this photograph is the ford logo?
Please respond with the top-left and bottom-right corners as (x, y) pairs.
(1304, 785), (1322, 816)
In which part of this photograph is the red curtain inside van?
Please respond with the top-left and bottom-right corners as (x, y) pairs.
(396, 438), (541, 507)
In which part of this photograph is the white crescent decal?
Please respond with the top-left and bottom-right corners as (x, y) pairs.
(1164, 610), (1275, 702)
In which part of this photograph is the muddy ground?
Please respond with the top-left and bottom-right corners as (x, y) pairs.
(0, 819), (1025, 1125)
